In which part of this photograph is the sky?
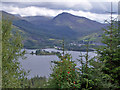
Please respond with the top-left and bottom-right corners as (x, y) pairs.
(0, 0), (119, 23)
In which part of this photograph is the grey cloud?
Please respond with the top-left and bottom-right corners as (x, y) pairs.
(1, 1), (118, 23)
(2, 2), (118, 14)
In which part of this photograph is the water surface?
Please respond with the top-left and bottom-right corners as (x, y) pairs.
(19, 48), (96, 79)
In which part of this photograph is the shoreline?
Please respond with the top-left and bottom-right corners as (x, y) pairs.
(24, 48), (95, 53)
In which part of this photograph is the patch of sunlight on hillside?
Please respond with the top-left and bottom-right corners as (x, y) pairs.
(77, 19), (85, 23)
(49, 38), (55, 41)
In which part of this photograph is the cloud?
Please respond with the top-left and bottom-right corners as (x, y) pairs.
(1, 0), (119, 2)
(2, 1), (118, 14)
(55, 1), (92, 11)
(52, 0), (92, 10)
(1, 1), (93, 11)
(2, 5), (117, 23)
(2, 6), (60, 17)
(1, 0), (118, 23)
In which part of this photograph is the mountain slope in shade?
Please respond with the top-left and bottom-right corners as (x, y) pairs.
(1, 11), (21, 21)
(1, 11), (106, 49)
(23, 12), (106, 37)
(52, 12), (105, 36)
(23, 16), (52, 25)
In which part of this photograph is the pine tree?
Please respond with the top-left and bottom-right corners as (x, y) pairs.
(77, 38), (117, 89)
(97, 3), (120, 86)
(47, 40), (80, 88)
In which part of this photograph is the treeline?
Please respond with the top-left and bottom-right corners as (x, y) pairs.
(1, 16), (120, 89)
(30, 49), (60, 55)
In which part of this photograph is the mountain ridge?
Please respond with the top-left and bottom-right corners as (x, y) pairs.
(1, 11), (106, 49)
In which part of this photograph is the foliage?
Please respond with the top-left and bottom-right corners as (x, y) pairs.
(23, 76), (47, 88)
(97, 19), (120, 87)
(47, 53), (80, 88)
(2, 19), (26, 88)
(34, 49), (60, 55)
(1, 7), (120, 89)
(47, 37), (119, 89)
(77, 43), (117, 89)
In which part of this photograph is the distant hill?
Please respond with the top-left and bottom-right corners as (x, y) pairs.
(23, 12), (106, 37)
(52, 12), (105, 36)
(1, 11), (22, 20)
(23, 16), (52, 25)
(1, 11), (107, 49)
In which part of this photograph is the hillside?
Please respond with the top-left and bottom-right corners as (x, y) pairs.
(1, 11), (106, 49)
(52, 12), (105, 36)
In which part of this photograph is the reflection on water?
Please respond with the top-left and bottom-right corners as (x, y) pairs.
(19, 48), (96, 79)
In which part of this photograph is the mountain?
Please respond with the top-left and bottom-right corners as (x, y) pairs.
(1, 11), (106, 49)
(13, 14), (21, 18)
(52, 12), (105, 36)
(23, 16), (52, 25)
(1, 11), (21, 20)
(23, 12), (106, 37)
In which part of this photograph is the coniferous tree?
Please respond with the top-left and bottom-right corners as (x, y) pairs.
(97, 4), (120, 86)
(47, 40), (80, 88)
(77, 40), (117, 89)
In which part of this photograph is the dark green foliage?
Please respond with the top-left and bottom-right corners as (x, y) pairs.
(76, 43), (117, 89)
(23, 76), (47, 88)
(34, 49), (60, 55)
(66, 45), (95, 51)
(2, 19), (26, 88)
(97, 19), (120, 86)
(47, 53), (80, 88)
